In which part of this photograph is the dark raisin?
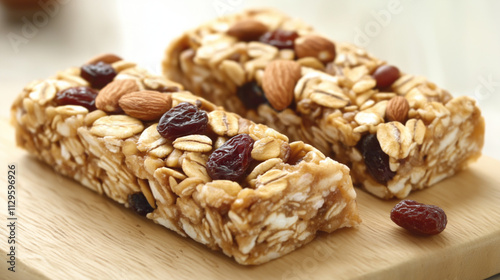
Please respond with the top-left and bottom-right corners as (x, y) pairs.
(358, 134), (395, 184)
(391, 200), (447, 235)
(372, 65), (400, 89)
(81, 61), (117, 89)
(55, 86), (98, 111)
(128, 193), (154, 216)
(157, 102), (208, 141)
(236, 81), (268, 109)
(206, 134), (254, 181)
(259, 29), (299, 50)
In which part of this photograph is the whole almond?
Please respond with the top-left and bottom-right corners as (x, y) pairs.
(294, 35), (336, 63)
(86, 53), (123, 65)
(119, 91), (172, 121)
(96, 79), (139, 113)
(227, 19), (268, 41)
(262, 60), (301, 111)
(386, 96), (410, 123)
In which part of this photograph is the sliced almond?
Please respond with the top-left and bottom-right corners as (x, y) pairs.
(262, 60), (301, 111)
(227, 19), (268, 41)
(294, 35), (336, 63)
(118, 91), (172, 121)
(96, 79), (139, 112)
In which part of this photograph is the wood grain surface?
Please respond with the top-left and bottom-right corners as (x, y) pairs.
(0, 117), (499, 280)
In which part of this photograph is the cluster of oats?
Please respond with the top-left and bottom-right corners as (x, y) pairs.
(11, 61), (360, 265)
(163, 8), (485, 199)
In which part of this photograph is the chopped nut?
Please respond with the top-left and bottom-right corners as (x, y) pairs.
(294, 35), (336, 63)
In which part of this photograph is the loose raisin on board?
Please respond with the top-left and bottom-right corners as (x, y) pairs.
(128, 193), (154, 216)
(358, 134), (395, 184)
(55, 86), (98, 111)
(81, 61), (117, 89)
(390, 200), (447, 235)
(157, 102), (208, 141)
(259, 29), (299, 50)
(206, 134), (254, 181)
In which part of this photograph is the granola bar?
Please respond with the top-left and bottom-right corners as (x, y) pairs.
(162, 9), (485, 199)
(10, 56), (361, 265)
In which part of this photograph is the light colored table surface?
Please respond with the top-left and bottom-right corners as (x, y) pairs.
(0, 1), (499, 279)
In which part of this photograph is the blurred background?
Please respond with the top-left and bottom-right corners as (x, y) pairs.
(0, 0), (499, 162)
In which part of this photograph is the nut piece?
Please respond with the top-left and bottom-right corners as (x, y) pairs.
(86, 53), (123, 65)
(294, 35), (336, 63)
(119, 91), (172, 121)
(96, 79), (139, 112)
(262, 60), (301, 110)
(386, 96), (410, 123)
(227, 19), (268, 41)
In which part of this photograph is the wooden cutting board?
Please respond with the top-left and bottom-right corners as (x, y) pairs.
(1, 117), (499, 280)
